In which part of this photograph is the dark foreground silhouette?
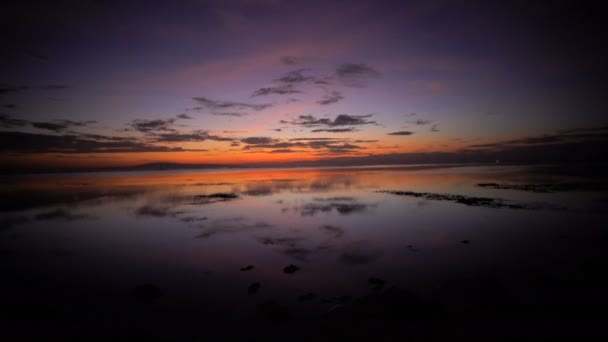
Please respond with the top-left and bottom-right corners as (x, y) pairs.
(2, 258), (607, 341)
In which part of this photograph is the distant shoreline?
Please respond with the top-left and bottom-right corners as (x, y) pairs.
(0, 161), (576, 177)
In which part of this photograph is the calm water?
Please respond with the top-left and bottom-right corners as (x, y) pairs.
(1, 164), (607, 339)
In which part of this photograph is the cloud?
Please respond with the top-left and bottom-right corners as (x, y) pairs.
(282, 115), (330, 127)
(276, 68), (313, 84)
(336, 63), (381, 78)
(468, 127), (608, 150)
(252, 84), (301, 97)
(31, 122), (68, 132)
(557, 126), (608, 134)
(430, 124), (440, 132)
(0, 131), (206, 154)
(335, 63), (381, 87)
(0, 86), (28, 94)
(317, 91), (344, 105)
(223, 130), (248, 134)
(310, 142), (361, 150)
(243, 141), (303, 150)
(311, 128), (358, 133)
(0, 114), (28, 128)
(409, 119), (432, 125)
(332, 114), (375, 126)
(1, 115), (96, 132)
(241, 136), (276, 145)
(288, 137), (346, 142)
(192, 96), (272, 111)
(280, 56), (316, 65)
(31, 119), (96, 132)
(388, 131), (414, 136)
(0, 84), (71, 95)
(130, 118), (176, 133)
(152, 130), (232, 143)
(285, 114), (376, 128)
(211, 112), (248, 117)
(240, 137), (364, 154)
(177, 113), (193, 119)
(270, 149), (296, 153)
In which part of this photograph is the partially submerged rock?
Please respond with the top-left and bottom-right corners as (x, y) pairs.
(256, 300), (289, 322)
(132, 284), (163, 303)
(477, 182), (603, 193)
(379, 190), (528, 209)
(192, 193), (238, 204)
(248, 282), (261, 295)
(368, 277), (386, 291)
(298, 292), (317, 302)
(283, 264), (301, 274)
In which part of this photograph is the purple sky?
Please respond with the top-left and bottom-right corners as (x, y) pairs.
(1, 0), (607, 169)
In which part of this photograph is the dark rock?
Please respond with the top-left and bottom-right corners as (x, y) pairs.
(199, 193), (238, 199)
(368, 277), (386, 291)
(283, 264), (301, 274)
(248, 282), (261, 295)
(192, 193), (239, 204)
(240, 265), (254, 271)
(132, 284), (163, 303)
(256, 300), (289, 322)
(379, 190), (532, 210)
(298, 292), (317, 302)
(461, 240), (470, 244)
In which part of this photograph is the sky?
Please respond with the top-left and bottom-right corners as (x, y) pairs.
(1, 0), (607, 171)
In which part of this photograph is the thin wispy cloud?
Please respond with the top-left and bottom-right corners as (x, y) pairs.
(251, 84), (301, 97)
(311, 128), (358, 133)
(192, 96), (272, 111)
(335, 63), (381, 87)
(240, 136), (366, 154)
(0, 114), (28, 128)
(241, 137), (276, 145)
(468, 127), (608, 150)
(289, 137), (347, 142)
(408, 119), (432, 125)
(276, 68), (314, 84)
(130, 118), (176, 133)
(151, 130), (232, 143)
(0, 84), (71, 94)
(280, 56), (316, 66)
(317, 91), (344, 105)
(211, 112), (248, 117)
(388, 131), (414, 136)
(1, 115), (95, 132)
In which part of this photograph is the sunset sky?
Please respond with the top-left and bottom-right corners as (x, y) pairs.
(1, 0), (606, 170)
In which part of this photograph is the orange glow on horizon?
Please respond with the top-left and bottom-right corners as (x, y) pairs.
(0, 135), (473, 171)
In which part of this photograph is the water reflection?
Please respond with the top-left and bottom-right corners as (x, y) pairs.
(1, 164), (607, 339)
